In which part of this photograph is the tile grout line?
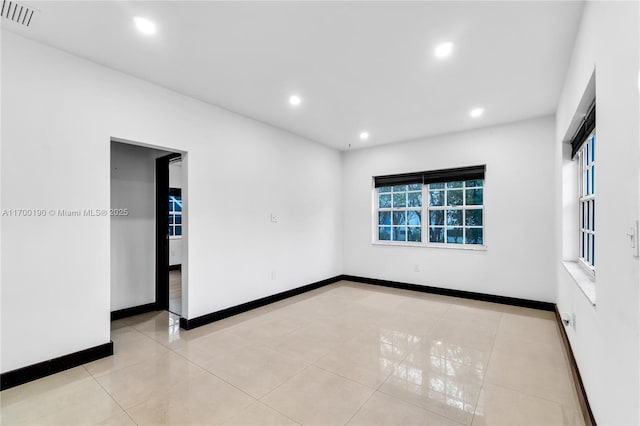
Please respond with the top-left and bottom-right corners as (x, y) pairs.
(83, 365), (139, 426)
(481, 315), (583, 413)
(469, 312), (502, 426)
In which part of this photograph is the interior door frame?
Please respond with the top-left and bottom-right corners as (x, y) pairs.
(156, 152), (181, 312)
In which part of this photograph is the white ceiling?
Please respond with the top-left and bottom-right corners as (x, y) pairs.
(3, 1), (584, 150)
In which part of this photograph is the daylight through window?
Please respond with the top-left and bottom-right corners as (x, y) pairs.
(375, 166), (485, 247)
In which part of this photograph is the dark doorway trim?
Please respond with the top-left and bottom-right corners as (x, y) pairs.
(156, 153), (181, 312)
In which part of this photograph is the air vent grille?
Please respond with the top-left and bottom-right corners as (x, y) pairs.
(1, 1), (35, 27)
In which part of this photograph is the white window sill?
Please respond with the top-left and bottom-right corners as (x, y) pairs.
(562, 261), (596, 306)
(372, 241), (487, 251)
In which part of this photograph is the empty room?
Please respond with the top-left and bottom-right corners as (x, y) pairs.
(1, 1), (638, 425)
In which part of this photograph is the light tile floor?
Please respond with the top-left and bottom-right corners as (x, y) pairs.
(1, 281), (585, 425)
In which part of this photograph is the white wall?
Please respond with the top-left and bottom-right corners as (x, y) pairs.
(343, 116), (557, 302)
(110, 142), (158, 311)
(0, 31), (343, 373)
(555, 2), (640, 424)
(169, 160), (183, 266)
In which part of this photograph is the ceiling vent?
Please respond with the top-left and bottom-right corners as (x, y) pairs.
(1, 1), (36, 27)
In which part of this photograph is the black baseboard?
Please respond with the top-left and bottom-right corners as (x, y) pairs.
(554, 308), (596, 426)
(111, 302), (158, 321)
(342, 275), (555, 311)
(169, 264), (182, 271)
(180, 275), (343, 330)
(0, 342), (113, 391)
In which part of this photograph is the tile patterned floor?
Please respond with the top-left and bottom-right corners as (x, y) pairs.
(1, 281), (585, 425)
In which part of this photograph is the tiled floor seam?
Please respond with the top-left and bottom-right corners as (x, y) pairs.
(481, 377), (582, 412)
(342, 388), (376, 426)
(159, 337), (267, 404)
(84, 365), (140, 425)
(256, 363), (317, 424)
(468, 312), (502, 426)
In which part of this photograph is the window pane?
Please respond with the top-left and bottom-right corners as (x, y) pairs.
(586, 168), (590, 195)
(393, 193), (407, 208)
(465, 180), (483, 188)
(393, 185), (407, 192)
(168, 215), (174, 224)
(378, 211), (391, 225)
(586, 143), (589, 166)
(175, 215), (182, 225)
(393, 226), (407, 241)
(429, 227), (444, 243)
(174, 199), (182, 212)
(446, 209), (463, 226)
(430, 182), (445, 190)
(447, 190), (463, 206)
(465, 228), (483, 245)
(447, 181), (463, 189)
(408, 183), (422, 190)
(591, 165), (595, 194)
(408, 192), (422, 207)
(169, 227), (174, 236)
(446, 227), (463, 244)
(466, 189), (483, 205)
(429, 191), (444, 206)
(379, 194), (391, 208)
(591, 234), (595, 266)
(379, 226), (391, 241)
(408, 227), (421, 242)
(465, 209), (483, 226)
(407, 210), (421, 226)
(592, 201), (595, 231)
(393, 211), (406, 225)
(175, 226), (182, 236)
(378, 186), (392, 193)
(429, 210), (444, 226)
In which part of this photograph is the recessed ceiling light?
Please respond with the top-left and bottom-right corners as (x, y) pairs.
(434, 42), (454, 59)
(470, 107), (485, 118)
(289, 95), (302, 106)
(134, 17), (156, 35)
(359, 131), (369, 140)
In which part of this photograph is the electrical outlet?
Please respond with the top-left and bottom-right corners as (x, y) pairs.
(270, 213), (278, 223)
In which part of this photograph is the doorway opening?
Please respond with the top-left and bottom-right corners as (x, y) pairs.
(110, 140), (186, 323)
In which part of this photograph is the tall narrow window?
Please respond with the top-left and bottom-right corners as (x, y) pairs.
(577, 134), (595, 270)
(570, 102), (596, 273)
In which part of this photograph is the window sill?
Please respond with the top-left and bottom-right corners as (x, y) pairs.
(372, 241), (487, 251)
(169, 236), (183, 240)
(562, 261), (596, 306)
